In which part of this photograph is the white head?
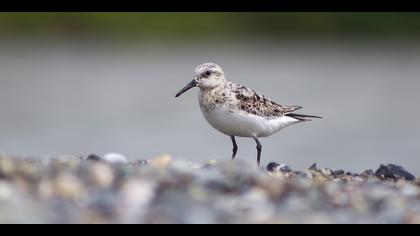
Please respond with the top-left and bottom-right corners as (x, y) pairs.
(194, 63), (226, 88)
(175, 63), (226, 97)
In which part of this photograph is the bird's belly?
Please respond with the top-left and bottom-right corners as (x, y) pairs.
(201, 107), (300, 137)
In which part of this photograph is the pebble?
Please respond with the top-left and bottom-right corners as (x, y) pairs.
(201, 159), (217, 169)
(353, 176), (365, 183)
(321, 168), (333, 176)
(0, 181), (13, 200)
(135, 160), (151, 166)
(267, 162), (291, 173)
(277, 164), (291, 173)
(86, 154), (102, 162)
(51, 156), (83, 168)
(0, 157), (16, 178)
(103, 153), (128, 164)
(0, 155), (419, 223)
(150, 154), (172, 168)
(53, 172), (85, 200)
(309, 163), (318, 171)
(332, 170), (345, 177)
(90, 163), (115, 189)
(118, 179), (156, 222)
(375, 164), (416, 181)
(87, 153), (128, 164)
(398, 183), (419, 197)
(360, 169), (375, 178)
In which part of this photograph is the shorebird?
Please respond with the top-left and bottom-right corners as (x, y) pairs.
(175, 63), (322, 166)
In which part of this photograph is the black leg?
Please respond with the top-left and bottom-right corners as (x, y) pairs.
(253, 137), (262, 166)
(230, 136), (238, 160)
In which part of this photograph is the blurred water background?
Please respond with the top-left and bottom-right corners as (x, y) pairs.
(0, 13), (420, 174)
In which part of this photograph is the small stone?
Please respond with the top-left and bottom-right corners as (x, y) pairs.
(284, 171), (297, 178)
(88, 153), (129, 164)
(150, 154), (172, 168)
(88, 153), (128, 164)
(257, 178), (286, 198)
(0, 157), (16, 178)
(361, 169), (374, 177)
(51, 156), (83, 168)
(353, 176), (365, 182)
(321, 168), (333, 176)
(302, 170), (314, 179)
(398, 182), (420, 197)
(0, 181), (14, 200)
(309, 163), (317, 171)
(53, 173), (85, 200)
(38, 180), (54, 200)
(87, 191), (117, 221)
(278, 164), (291, 173)
(87, 154), (102, 162)
(118, 179), (156, 222)
(294, 171), (306, 177)
(103, 153), (128, 164)
(267, 162), (291, 173)
(136, 160), (151, 166)
(267, 162), (280, 172)
(332, 170), (345, 177)
(375, 164), (416, 181)
(90, 163), (115, 188)
(202, 159), (217, 169)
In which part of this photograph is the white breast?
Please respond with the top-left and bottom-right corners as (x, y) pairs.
(200, 105), (301, 138)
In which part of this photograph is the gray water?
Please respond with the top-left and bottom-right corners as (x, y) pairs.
(1, 39), (420, 174)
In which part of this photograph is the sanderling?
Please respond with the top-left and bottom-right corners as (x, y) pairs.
(175, 63), (322, 167)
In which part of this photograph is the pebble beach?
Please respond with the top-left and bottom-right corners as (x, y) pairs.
(1, 154), (420, 224)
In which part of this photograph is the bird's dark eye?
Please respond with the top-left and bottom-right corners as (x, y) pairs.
(204, 71), (212, 76)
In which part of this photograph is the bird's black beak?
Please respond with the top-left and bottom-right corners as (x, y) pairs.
(175, 80), (198, 97)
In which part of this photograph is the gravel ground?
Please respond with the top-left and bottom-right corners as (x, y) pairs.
(0, 154), (419, 224)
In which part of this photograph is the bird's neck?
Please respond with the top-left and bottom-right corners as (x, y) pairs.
(199, 83), (226, 95)
(198, 84), (229, 112)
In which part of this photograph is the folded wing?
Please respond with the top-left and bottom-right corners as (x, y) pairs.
(230, 82), (302, 118)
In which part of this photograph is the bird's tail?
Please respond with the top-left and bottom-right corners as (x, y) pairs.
(286, 113), (323, 121)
